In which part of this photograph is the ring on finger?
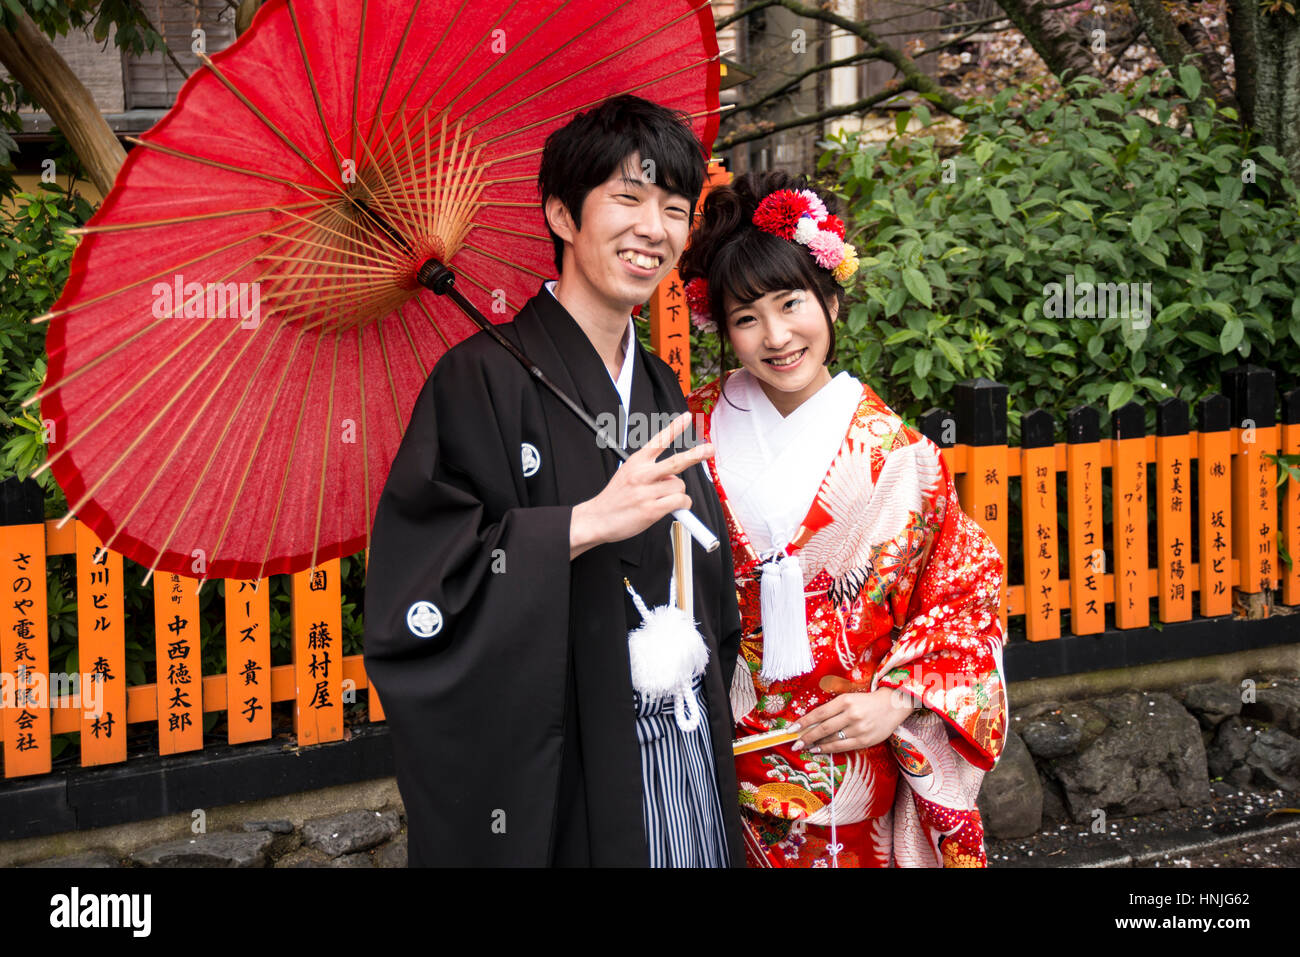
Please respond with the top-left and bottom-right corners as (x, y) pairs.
(836, 730), (846, 741)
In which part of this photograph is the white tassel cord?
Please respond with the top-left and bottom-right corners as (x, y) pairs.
(624, 578), (708, 733)
(758, 551), (813, 682)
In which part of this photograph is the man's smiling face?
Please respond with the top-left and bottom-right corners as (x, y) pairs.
(548, 152), (692, 312)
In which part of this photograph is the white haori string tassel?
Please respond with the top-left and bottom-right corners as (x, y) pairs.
(624, 577), (708, 733)
(758, 549), (813, 682)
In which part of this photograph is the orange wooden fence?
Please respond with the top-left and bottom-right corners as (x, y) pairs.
(3, 366), (1296, 779)
(0, 513), (385, 779)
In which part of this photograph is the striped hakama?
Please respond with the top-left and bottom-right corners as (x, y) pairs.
(632, 674), (731, 867)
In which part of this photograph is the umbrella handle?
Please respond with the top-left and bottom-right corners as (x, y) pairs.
(417, 258), (720, 554)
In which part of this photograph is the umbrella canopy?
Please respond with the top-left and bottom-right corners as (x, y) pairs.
(31, 0), (721, 586)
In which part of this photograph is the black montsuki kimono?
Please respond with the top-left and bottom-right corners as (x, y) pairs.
(363, 284), (745, 867)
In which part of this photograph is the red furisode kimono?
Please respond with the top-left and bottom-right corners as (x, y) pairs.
(687, 369), (1008, 867)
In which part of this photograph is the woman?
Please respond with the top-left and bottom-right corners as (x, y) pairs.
(678, 171), (1008, 868)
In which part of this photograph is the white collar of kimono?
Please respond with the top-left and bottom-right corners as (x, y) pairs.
(712, 367), (862, 555)
(545, 280), (635, 447)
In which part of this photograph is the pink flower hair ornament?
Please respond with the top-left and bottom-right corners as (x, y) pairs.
(683, 188), (857, 333)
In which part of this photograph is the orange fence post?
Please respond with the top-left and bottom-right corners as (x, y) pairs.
(1066, 406), (1105, 634)
(1155, 399), (1192, 623)
(1196, 395), (1233, 617)
(1283, 389), (1300, 606)
(1225, 366), (1278, 603)
(75, 520), (126, 766)
(1, 480), (51, 777)
(1111, 401), (1150, 628)
(650, 159), (730, 392)
(226, 578), (271, 743)
(954, 379), (1008, 633)
(291, 559), (343, 745)
(153, 572), (203, 754)
(1020, 409), (1060, 640)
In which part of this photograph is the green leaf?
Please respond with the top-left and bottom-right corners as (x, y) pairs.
(987, 188), (1011, 223)
(1178, 64), (1202, 102)
(1061, 200), (1093, 221)
(934, 338), (965, 375)
(901, 268), (933, 308)
(1219, 318), (1245, 353)
(1108, 381), (1135, 412)
(1177, 224), (1203, 255)
(884, 327), (920, 346)
(1130, 214), (1152, 245)
(913, 349), (933, 378)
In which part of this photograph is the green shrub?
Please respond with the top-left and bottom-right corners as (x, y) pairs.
(820, 67), (1300, 441)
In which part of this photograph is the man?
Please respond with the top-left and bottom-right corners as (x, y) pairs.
(363, 95), (745, 867)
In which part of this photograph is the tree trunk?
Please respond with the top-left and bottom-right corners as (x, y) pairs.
(1232, 4), (1300, 183)
(995, 0), (1102, 83)
(1130, 0), (1238, 111)
(0, 9), (125, 195)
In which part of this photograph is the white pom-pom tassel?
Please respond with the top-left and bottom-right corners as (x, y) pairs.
(758, 552), (813, 682)
(625, 579), (709, 733)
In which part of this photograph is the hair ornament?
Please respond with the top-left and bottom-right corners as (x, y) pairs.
(752, 188), (858, 283)
(684, 277), (713, 331)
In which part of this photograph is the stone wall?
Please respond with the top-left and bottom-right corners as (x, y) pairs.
(978, 675), (1300, 839)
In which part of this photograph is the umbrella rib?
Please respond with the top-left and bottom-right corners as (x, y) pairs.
(427, 0), (628, 129)
(88, 315), (279, 579)
(55, 301), (260, 533)
(392, 297), (430, 382)
(29, 221), (311, 330)
(446, 268), (523, 317)
(27, 230), (300, 405)
(351, 110), (428, 247)
(254, 329), (329, 585)
(36, 231), (306, 478)
(459, 1), (698, 142)
(66, 200), (322, 235)
(410, 293), (451, 354)
(122, 136), (338, 196)
(286, 0), (345, 176)
(434, 0), (580, 120)
(195, 323), (312, 588)
(270, 192), (406, 268)
(361, 0), (462, 150)
(382, 0), (505, 133)
(458, 242), (549, 280)
(373, 314), (409, 423)
(257, 254), (393, 277)
(475, 54), (721, 152)
(357, 324), (372, 559)
(193, 49), (340, 194)
(310, 331), (343, 572)
(467, 221), (551, 244)
(350, 0), (368, 165)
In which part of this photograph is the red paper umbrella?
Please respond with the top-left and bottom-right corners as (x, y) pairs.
(30, 0), (721, 586)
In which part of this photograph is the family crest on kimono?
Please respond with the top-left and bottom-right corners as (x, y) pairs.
(678, 170), (1009, 868)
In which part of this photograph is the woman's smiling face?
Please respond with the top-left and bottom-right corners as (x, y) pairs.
(724, 287), (835, 417)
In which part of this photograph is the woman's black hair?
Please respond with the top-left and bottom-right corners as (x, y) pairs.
(538, 94), (708, 274)
(677, 171), (844, 405)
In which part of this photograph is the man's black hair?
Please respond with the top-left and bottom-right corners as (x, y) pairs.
(538, 94), (708, 274)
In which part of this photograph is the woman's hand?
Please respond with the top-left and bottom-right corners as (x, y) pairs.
(789, 683), (919, 754)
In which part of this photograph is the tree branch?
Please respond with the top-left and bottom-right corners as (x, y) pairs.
(994, 0), (1102, 82)
(0, 9), (125, 195)
(719, 85), (930, 149)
